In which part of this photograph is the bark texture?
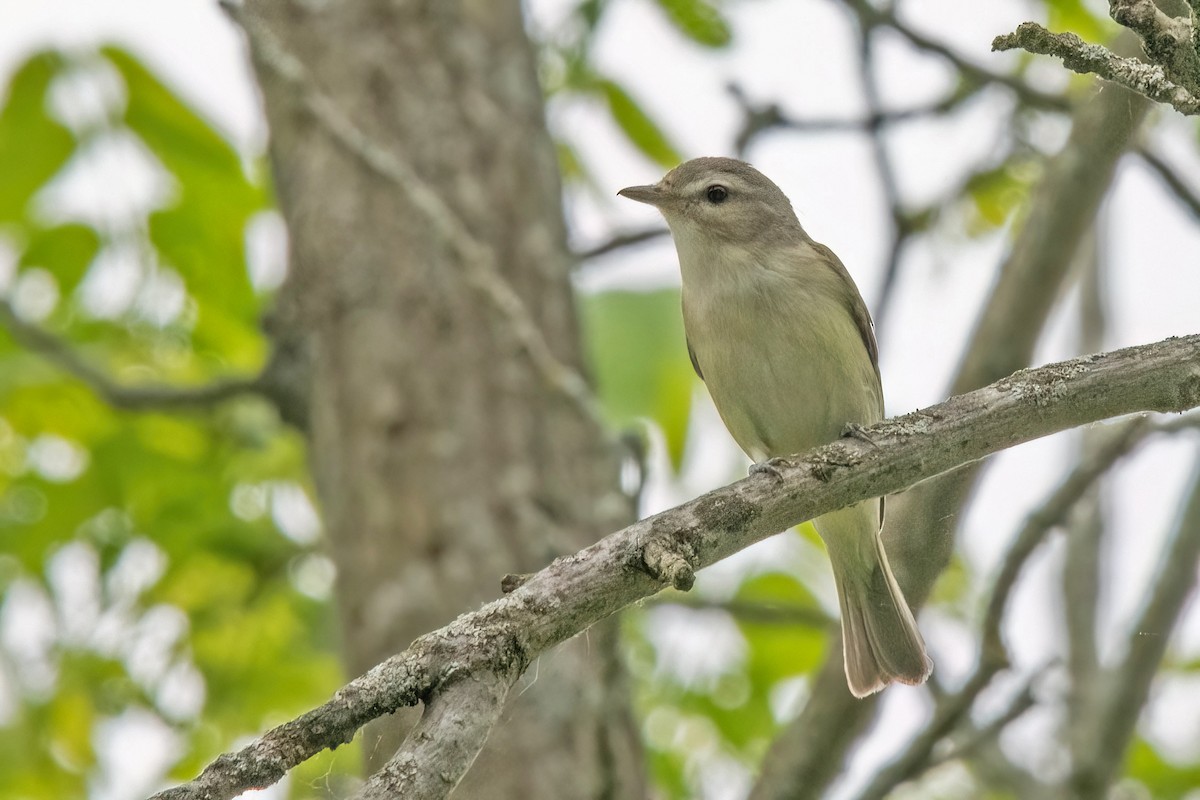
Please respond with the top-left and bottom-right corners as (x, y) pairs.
(241, 1), (641, 796)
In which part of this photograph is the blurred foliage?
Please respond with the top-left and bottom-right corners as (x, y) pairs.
(625, 567), (831, 798)
(1044, 0), (1115, 44)
(1126, 737), (1200, 800)
(580, 289), (695, 468)
(540, 0), (734, 180)
(0, 48), (345, 797)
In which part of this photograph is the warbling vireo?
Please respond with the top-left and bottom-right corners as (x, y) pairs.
(619, 157), (931, 697)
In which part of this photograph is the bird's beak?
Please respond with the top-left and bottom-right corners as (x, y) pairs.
(617, 184), (666, 206)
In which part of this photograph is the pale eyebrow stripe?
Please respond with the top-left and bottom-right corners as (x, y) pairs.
(678, 173), (748, 194)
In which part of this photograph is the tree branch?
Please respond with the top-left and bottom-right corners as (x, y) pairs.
(836, 0), (1071, 111)
(992, 22), (1200, 116)
(854, 24), (910, 331)
(355, 668), (515, 800)
(572, 227), (669, 262)
(1136, 144), (1200, 221)
(1063, 236), (1107, 764)
(1068, 452), (1200, 797)
(0, 299), (264, 411)
(150, 333), (1200, 800)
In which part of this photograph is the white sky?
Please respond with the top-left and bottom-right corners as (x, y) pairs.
(2, 0), (1199, 798)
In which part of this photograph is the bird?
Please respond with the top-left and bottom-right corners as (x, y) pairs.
(619, 156), (931, 697)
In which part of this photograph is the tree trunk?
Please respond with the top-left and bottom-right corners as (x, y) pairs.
(243, 1), (643, 795)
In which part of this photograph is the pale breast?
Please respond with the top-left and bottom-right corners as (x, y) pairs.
(682, 265), (882, 462)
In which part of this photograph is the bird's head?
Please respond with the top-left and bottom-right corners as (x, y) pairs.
(618, 157), (803, 248)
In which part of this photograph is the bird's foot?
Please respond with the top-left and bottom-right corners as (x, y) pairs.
(841, 422), (879, 448)
(749, 457), (790, 481)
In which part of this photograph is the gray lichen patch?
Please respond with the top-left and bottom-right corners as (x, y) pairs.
(888, 410), (941, 437)
(999, 360), (1090, 406)
(692, 493), (761, 535)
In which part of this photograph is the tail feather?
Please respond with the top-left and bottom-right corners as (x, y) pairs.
(820, 506), (932, 698)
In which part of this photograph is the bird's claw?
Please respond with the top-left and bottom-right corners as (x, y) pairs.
(841, 422), (879, 448)
(750, 457), (789, 480)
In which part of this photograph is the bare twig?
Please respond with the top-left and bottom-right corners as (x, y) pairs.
(992, 22), (1200, 115)
(854, 25), (910, 330)
(1135, 145), (1200, 221)
(1067, 457), (1200, 798)
(151, 334), (1200, 800)
(931, 671), (1042, 768)
(572, 227), (669, 261)
(1063, 232), (1106, 762)
(651, 597), (834, 629)
(728, 84), (979, 157)
(966, 737), (1056, 800)
(835, 0), (1071, 111)
(0, 299), (263, 411)
(229, 5), (608, 434)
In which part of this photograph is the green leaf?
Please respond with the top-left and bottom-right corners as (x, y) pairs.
(581, 288), (695, 468)
(599, 80), (683, 168)
(654, 0), (732, 47)
(102, 48), (251, 199)
(19, 223), (100, 294)
(0, 52), (74, 224)
(1045, 0), (1114, 44)
(963, 158), (1039, 233)
(1126, 738), (1200, 799)
(735, 571), (828, 684)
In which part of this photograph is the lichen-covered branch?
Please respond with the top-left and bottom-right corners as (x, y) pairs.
(150, 333), (1200, 800)
(992, 19), (1200, 116)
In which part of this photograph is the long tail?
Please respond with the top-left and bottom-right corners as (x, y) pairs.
(818, 504), (932, 698)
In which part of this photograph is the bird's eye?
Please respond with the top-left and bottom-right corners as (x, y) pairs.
(706, 185), (728, 204)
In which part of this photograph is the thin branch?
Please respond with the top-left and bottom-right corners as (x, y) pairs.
(728, 83), (978, 158)
(1063, 231), (1106, 762)
(835, 0), (1071, 111)
(650, 597), (834, 629)
(355, 669), (514, 800)
(992, 23), (1200, 116)
(966, 738), (1057, 800)
(930, 671), (1043, 767)
(151, 334), (1200, 800)
(854, 24), (910, 330)
(1068, 454), (1200, 798)
(1135, 145), (1200, 221)
(0, 300), (263, 411)
(228, 4), (609, 435)
(572, 227), (669, 262)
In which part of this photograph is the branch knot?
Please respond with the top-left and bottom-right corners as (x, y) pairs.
(640, 537), (696, 591)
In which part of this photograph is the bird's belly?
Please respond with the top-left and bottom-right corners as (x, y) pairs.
(686, 290), (880, 462)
